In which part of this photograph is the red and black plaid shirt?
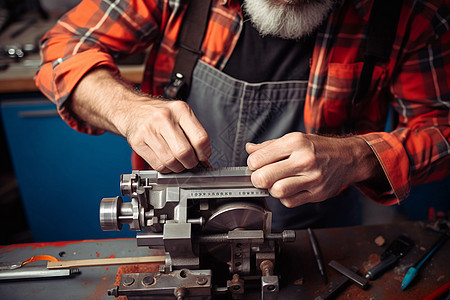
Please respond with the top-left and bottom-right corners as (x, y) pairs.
(35, 0), (450, 205)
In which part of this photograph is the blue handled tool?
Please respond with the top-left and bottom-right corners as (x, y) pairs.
(401, 232), (449, 290)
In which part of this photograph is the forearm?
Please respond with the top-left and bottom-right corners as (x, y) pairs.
(305, 134), (385, 186)
(69, 67), (145, 136)
(36, 0), (163, 117)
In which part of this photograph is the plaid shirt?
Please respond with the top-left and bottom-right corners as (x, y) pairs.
(36, 0), (450, 205)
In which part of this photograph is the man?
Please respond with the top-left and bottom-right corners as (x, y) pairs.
(35, 0), (450, 230)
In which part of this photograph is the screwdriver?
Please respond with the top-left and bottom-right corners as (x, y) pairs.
(401, 232), (449, 290)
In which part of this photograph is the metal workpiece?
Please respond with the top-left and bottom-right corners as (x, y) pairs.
(131, 167), (256, 188)
(194, 230), (295, 244)
(120, 167), (260, 193)
(100, 196), (142, 231)
(0, 266), (80, 280)
(100, 196), (123, 231)
(100, 168), (269, 234)
(136, 232), (164, 247)
(328, 260), (369, 289)
(110, 269), (212, 300)
(99, 167), (290, 299)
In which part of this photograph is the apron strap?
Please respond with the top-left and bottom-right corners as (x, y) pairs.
(352, 0), (403, 105)
(163, 0), (212, 100)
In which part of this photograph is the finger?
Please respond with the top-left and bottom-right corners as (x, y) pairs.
(251, 151), (319, 188)
(179, 112), (211, 162)
(250, 159), (297, 189)
(245, 139), (277, 154)
(268, 176), (313, 199)
(144, 133), (186, 173)
(160, 124), (200, 169)
(247, 140), (291, 170)
(133, 142), (172, 173)
(279, 190), (313, 208)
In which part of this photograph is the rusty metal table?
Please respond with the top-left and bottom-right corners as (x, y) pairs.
(0, 221), (448, 299)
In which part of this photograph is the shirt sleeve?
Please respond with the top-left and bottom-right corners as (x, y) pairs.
(358, 6), (450, 205)
(34, 0), (163, 134)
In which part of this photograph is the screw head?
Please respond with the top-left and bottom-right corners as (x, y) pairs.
(267, 285), (276, 291)
(142, 276), (155, 286)
(196, 276), (208, 285)
(122, 276), (135, 286)
(107, 286), (119, 297)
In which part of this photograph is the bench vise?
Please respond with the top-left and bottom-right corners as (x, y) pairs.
(99, 167), (295, 299)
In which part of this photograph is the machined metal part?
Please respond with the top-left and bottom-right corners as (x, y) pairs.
(202, 202), (269, 265)
(163, 223), (199, 269)
(0, 266), (80, 280)
(328, 260), (368, 289)
(227, 273), (245, 299)
(100, 167), (295, 299)
(203, 202), (269, 233)
(109, 269), (212, 300)
(260, 260), (279, 300)
(314, 267), (359, 300)
(0, 262), (23, 271)
(100, 167), (270, 234)
(100, 196), (124, 231)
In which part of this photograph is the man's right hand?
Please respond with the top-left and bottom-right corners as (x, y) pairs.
(116, 99), (211, 173)
(70, 68), (211, 173)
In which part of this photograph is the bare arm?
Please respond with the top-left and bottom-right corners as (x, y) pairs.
(70, 68), (211, 172)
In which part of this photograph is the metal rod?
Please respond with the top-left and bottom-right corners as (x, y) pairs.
(0, 266), (78, 280)
(328, 260), (368, 289)
(47, 255), (166, 269)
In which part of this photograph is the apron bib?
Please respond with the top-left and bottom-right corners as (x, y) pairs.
(187, 60), (361, 230)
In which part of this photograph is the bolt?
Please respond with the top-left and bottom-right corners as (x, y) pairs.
(196, 276), (208, 285)
(174, 287), (186, 300)
(107, 286), (119, 297)
(122, 276), (135, 286)
(260, 260), (274, 276)
(231, 273), (241, 291)
(142, 276), (154, 286)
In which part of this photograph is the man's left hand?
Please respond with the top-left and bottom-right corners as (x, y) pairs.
(246, 132), (378, 207)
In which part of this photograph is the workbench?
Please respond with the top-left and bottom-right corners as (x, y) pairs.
(0, 221), (448, 299)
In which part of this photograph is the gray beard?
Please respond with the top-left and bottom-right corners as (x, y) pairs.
(243, 0), (335, 40)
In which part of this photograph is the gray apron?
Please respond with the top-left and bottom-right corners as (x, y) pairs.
(187, 60), (361, 231)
